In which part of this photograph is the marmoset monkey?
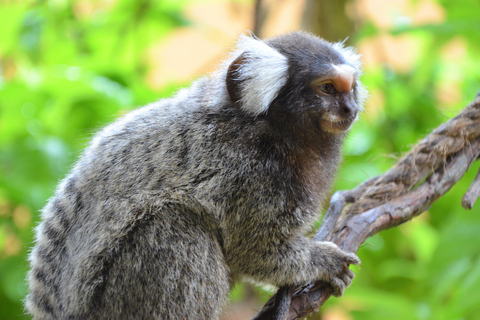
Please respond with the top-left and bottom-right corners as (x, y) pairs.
(27, 31), (367, 319)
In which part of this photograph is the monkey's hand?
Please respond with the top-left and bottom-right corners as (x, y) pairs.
(311, 241), (360, 297)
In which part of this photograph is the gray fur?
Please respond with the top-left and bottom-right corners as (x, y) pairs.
(27, 31), (364, 319)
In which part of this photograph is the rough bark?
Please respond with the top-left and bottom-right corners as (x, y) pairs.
(253, 93), (480, 320)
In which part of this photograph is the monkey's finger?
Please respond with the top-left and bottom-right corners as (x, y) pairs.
(339, 268), (355, 285)
(329, 277), (346, 297)
(342, 266), (355, 279)
(343, 252), (360, 265)
(338, 275), (352, 289)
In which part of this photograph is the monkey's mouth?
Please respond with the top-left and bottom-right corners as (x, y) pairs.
(319, 117), (355, 134)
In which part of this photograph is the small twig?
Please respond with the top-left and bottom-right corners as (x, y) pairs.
(462, 167), (480, 209)
(313, 191), (349, 242)
(270, 287), (292, 320)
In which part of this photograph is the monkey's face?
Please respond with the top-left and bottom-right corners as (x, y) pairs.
(309, 64), (359, 134)
(260, 33), (365, 136)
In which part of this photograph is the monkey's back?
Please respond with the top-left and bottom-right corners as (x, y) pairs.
(26, 79), (232, 319)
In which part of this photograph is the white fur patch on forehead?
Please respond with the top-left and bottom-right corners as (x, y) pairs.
(332, 42), (369, 109)
(332, 41), (363, 71)
(231, 35), (289, 116)
(332, 64), (356, 76)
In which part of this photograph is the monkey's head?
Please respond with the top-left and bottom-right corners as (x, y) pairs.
(225, 32), (367, 136)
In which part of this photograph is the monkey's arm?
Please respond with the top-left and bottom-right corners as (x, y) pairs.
(245, 236), (360, 296)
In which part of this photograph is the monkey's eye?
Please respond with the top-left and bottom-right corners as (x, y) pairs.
(318, 83), (336, 95)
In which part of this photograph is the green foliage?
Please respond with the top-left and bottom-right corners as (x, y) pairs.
(0, 0), (479, 319)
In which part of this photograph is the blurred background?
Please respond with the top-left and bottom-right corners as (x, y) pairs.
(1, 0), (480, 319)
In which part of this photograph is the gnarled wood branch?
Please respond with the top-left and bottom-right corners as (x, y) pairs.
(254, 93), (480, 320)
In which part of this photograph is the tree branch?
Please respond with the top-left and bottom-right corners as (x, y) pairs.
(254, 93), (480, 320)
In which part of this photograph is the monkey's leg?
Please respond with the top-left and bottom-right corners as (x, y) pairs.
(86, 207), (230, 320)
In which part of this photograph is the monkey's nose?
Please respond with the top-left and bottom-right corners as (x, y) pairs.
(339, 101), (358, 119)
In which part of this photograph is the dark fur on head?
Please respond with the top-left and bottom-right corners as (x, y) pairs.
(266, 32), (365, 133)
(27, 31), (364, 320)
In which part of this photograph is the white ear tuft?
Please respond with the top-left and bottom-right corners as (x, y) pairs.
(227, 35), (289, 116)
